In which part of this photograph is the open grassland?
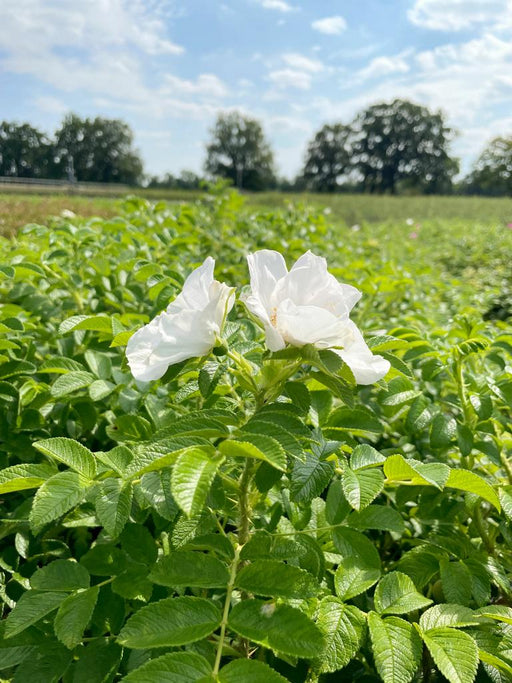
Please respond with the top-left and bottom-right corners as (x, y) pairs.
(1, 189), (512, 681)
(1, 188), (512, 235)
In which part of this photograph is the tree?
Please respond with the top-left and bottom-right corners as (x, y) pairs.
(301, 123), (353, 192)
(53, 114), (143, 184)
(0, 122), (53, 178)
(352, 99), (458, 194)
(204, 112), (275, 191)
(463, 136), (512, 196)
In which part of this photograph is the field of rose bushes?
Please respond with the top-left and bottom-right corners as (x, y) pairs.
(1, 187), (512, 683)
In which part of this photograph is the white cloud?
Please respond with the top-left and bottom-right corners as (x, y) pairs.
(282, 53), (324, 73)
(162, 74), (228, 98)
(311, 16), (347, 35)
(408, 0), (510, 31)
(359, 54), (410, 80)
(255, 0), (295, 12)
(267, 68), (312, 90)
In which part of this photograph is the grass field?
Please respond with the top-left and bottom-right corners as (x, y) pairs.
(1, 188), (512, 235)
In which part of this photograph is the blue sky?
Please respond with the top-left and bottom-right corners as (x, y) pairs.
(1, 0), (511, 179)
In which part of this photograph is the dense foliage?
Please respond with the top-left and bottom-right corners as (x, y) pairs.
(464, 137), (512, 197)
(0, 189), (512, 682)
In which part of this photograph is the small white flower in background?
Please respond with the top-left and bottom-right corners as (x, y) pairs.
(61, 209), (76, 219)
(126, 257), (234, 382)
(405, 217), (414, 226)
(244, 250), (390, 385)
(351, 224), (361, 232)
(323, 207), (332, 215)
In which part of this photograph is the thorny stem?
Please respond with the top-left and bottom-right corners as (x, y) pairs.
(454, 353), (475, 469)
(213, 544), (242, 676)
(238, 459), (256, 546)
(473, 503), (494, 554)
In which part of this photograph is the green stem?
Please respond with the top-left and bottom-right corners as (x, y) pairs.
(474, 503), (494, 554)
(238, 459), (255, 546)
(454, 353), (473, 429)
(213, 544), (242, 676)
(500, 451), (512, 486)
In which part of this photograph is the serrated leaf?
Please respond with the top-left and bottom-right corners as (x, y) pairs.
(54, 586), (99, 649)
(406, 395), (433, 432)
(29, 471), (90, 531)
(89, 379), (115, 401)
(368, 612), (422, 683)
(430, 414), (457, 449)
(34, 437), (97, 478)
(420, 604), (479, 632)
(348, 505), (405, 534)
(335, 556), (381, 601)
(51, 371), (95, 398)
(446, 469), (500, 510)
(422, 627), (478, 683)
(290, 449), (334, 503)
(235, 559), (320, 599)
(384, 454), (449, 489)
(4, 591), (65, 638)
(350, 444), (386, 470)
(440, 559), (473, 606)
(219, 435), (286, 471)
(219, 658), (289, 682)
(374, 572), (432, 615)
(0, 463), (56, 494)
(122, 651), (212, 682)
(118, 596), (221, 649)
(30, 560), (90, 592)
(474, 605), (512, 625)
(333, 527), (382, 568)
(95, 478), (133, 537)
(72, 639), (122, 683)
(383, 377), (421, 406)
(342, 467), (384, 511)
(149, 551), (229, 588)
(59, 315), (112, 335)
(171, 448), (219, 517)
(227, 599), (324, 658)
(313, 597), (366, 673)
(326, 407), (382, 438)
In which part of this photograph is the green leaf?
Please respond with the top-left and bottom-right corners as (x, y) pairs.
(171, 448), (219, 517)
(342, 467), (384, 511)
(29, 471), (90, 531)
(219, 435), (286, 471)
(335, 553), (381, 602)
(420, 605), (480, 632)
(89, 379), (115, 401)
(348, 505), (405, 534)
(227, 599), (324, 658)
(325, 407), (382, 438)
(446, 469), (500, 510)
(122, 652), (212, 682)
(382, 377), (421, 406)
(406, 395), (433, 432)
(478, 649), (512, 678)
(350, 444), (386, 470)
(95, 478), (133, 537)
(384, 454), (450, 489)
(73, 639), (122, 683)
(368, 612), (423, 683)
(474, 605), (512, 625)
(59, 315), (113, 335)
(290, 449), (334, 503)
(0, 463), (56, 494)
(149, 551), (229, 588)
(4, 591), (65, 638)
(235, 559), (320, 599)
(219, 659), (289, 682)
(374, 572), (432, 615)
(30, 560), (90, 592)
(325, 479), (350, 524)
(118, 596), (221, 649)
(440, 559), (473, 606)
(313, 597), (366, 673)
(34, 437), (97, 478)
(422, 627), (478, 683)
(54, 586), (99, 649)
(51, 371), (95, 398)
(430, 414), (457, 449)
(333, 527), (382, 568)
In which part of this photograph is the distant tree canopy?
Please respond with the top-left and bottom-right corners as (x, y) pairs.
(464, 136), (512, 196)
(0, 122), (53, 178)
(302, 124), (353, 192)
(53, 114), (143, 184)
(353, 100), (458, 194)
(147, 170), (203, 190)
(205, 112), (276, 191)
(0, 115), (143, 185)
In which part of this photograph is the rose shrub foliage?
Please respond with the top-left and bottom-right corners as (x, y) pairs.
(0, 190), (512, 682)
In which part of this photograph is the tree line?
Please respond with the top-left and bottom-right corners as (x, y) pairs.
(1, 102), (511, 195)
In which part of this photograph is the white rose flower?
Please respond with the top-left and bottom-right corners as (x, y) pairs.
(126, 257), (234, 382)
(244, 249), (390, 385)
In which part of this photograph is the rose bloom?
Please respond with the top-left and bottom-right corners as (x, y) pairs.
(126, 257), (234, 381)
(244, 250), (390, 385)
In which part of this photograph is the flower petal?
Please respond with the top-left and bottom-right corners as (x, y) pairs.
(126, 315), (172, 382)
(276, 299), (353, 349)
(168, 256), (215, 313)
(247, 250), (288, 312)
(336, 320), (390, 385)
